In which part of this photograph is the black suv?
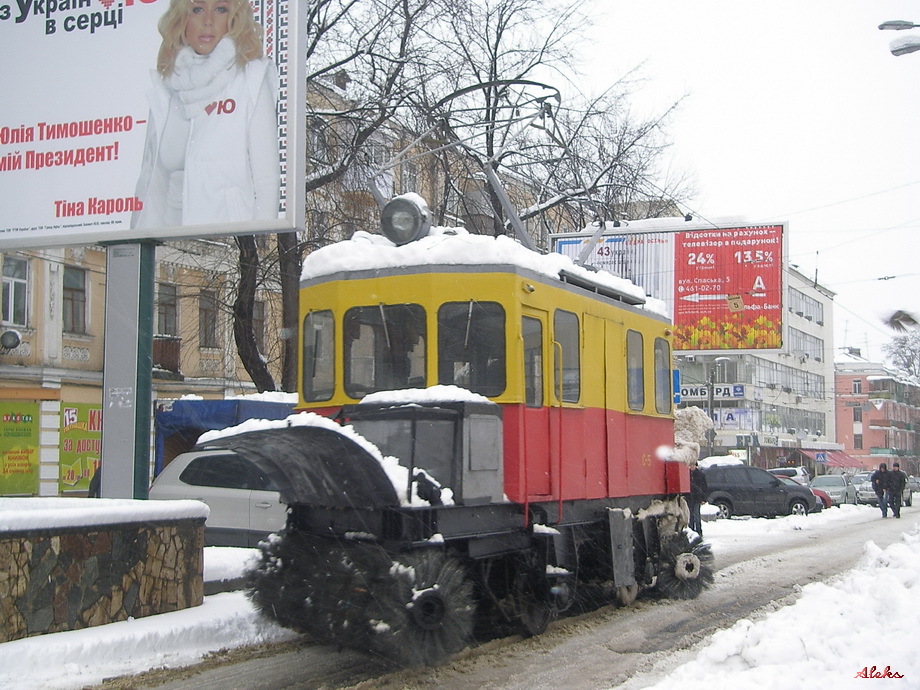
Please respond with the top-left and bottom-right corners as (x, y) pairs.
(704, 464), (816, 518)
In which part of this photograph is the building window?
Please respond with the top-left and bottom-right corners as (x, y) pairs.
(853, 407), (862, 423)
(1, 256), (28, 327)
(199, 290), (219, 348)
(157, 283), (178, 336)
(253, 300), (265, 352)
(852, 379), (862, 394)
(63, 266), (86, 334)
(401, 160), (419, 194)
(854, 434), (863, 450)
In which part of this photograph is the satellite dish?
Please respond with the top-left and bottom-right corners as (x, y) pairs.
(0, 330), (21, 350)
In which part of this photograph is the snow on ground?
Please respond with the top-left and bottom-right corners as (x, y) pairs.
(639, 511), (920, 690)
(1, 504), (918, 689)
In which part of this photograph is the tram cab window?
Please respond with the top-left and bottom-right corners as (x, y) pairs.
(437, 301), (506, 397)
(626, 330), (644, 411)
(654, 337), (672, 414)
(522, 316), (543, 407)
(343, 304), (426, 397)
(553, 310), (580, 403)
(302, 310), (335, 401)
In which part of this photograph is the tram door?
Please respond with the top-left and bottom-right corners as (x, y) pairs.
(522, 312), (552, 497)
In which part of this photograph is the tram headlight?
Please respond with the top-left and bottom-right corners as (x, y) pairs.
(381, 195), (431, 245)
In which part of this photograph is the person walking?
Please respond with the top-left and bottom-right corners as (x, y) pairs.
(888, 462), (908, 519)
(689, 462), (708, 536)
(871, 463), (890, 518)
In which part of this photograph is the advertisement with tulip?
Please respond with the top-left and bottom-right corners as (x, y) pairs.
(673, 225), (783, 351)
(553, 222), (786, 353)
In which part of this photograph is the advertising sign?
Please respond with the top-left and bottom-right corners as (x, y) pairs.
(0, 401), (40, 496)
(0, 0), (302, 250)
(553, 221), (785, 352)
(673, 226), (783, 351)
(59, 403), (102, 492)
(679, 384), (746, 400)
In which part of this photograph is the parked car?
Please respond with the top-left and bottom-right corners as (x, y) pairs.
(851, 469), (912, 507)
(776, 476), (826, 511)
(811, 487), (831, 511)
(149, 449), (287, 547)
(704, 464), (816, 519)
(768, 466), (810, 483)
(909, 476), (920, 495)
(809, 474), (857, 506)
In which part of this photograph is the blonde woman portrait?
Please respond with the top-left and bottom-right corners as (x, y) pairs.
(132, 0), (279, 228)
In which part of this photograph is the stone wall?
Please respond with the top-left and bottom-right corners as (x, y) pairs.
(0, 517), (205, 643)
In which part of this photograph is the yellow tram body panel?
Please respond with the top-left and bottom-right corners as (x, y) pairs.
(297, 259), (685, 503)
(298, 265), (673, 418)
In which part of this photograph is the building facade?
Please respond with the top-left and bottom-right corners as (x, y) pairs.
(0, 243), (284, 498)
(835, 348), (920, 476)
(675, 268), (850, 476)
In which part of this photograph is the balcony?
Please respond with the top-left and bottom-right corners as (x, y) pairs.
(869, 447), (907, 456)
(153, 335), (183, 380)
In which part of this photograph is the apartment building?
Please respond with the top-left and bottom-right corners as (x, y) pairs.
(835, 348), (919, 476)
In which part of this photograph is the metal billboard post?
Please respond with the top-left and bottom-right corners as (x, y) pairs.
(100, 242), (156, 499)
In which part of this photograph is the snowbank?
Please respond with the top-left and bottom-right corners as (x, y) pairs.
(0, 497), (208, 532)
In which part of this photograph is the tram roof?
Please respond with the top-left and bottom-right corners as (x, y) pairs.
(301, 226), (666, 314)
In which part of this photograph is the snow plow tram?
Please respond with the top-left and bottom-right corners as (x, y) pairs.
(206, 195), (712, 667)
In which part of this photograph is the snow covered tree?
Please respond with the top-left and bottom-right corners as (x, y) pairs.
(233, 0), (441, 391)
(883, 328), (920, 379)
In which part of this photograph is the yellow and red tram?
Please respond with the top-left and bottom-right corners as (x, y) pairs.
(234, 196), (711, 667)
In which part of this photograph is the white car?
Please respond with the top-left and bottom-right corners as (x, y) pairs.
(768, 466), (810, 484)
(809, 474), (857, 506)
(149, 449), (287, 547)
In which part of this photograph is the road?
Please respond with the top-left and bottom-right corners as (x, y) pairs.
(106, 507), (918, 690)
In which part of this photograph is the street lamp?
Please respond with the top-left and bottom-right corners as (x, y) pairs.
(878, 20), (920, 56)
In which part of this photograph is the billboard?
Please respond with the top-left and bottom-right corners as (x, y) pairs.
(0, 401), (40, 496)
(0, 0), (303, 250)
(59, 403), (102, 493)
(553, 220), (786, 352)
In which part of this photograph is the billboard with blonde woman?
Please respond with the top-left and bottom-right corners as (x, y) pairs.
(0, 0), (303, 249)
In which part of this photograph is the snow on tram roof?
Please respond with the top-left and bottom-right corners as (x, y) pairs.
(300, 226), (664, 313)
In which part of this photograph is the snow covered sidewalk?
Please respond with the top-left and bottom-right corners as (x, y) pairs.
(1, 506), (918, 690)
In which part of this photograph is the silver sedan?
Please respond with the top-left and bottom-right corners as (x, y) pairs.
(809, 474), (857, 506)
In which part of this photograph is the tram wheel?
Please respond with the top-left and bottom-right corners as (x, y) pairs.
(513, 571), (553, 637)
(615, 583), (639, 607)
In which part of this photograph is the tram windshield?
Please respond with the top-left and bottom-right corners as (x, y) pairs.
(437, 301), (506, 397)
(344, 304), (427, 397)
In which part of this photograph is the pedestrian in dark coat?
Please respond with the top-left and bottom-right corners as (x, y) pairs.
(871, 463), (890, 517)
(689, 462), (708, 536)
(87, 467), (102, 498)
(888, 462), (908, 519)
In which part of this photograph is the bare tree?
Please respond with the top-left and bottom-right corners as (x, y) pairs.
(232, 0), (440, 392)
(406, 0), (691, 245)
(883, 329), (920, 379)
(414, 0), (586, 236)
(230, 0), (693, 391)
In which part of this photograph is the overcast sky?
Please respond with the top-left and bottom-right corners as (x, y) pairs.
(577, 0), (920, 362)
